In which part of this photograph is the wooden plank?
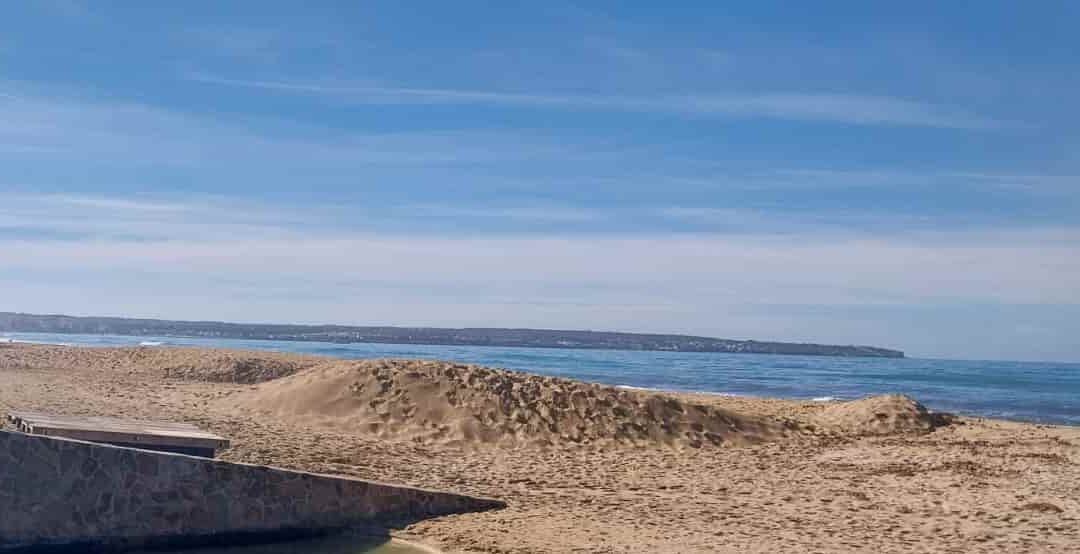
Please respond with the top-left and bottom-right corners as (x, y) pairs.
(31, 428), (226, 449)
(21, 428), (226, 449)
(8, 411), (217, 435)
(18, 417), (228, 443)
(10, 414), (215, 437)
(7, 411), (229, 450)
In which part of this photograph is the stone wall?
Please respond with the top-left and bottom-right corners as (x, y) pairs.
(0, 430), (503, 552)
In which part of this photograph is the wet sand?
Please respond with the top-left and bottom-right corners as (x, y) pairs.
(1, 344), (1077, 553)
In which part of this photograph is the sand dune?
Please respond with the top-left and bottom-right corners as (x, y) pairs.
(230, 359), (806, 448)
(813, 394), (954, 435)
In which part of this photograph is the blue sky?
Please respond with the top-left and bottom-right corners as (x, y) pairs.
(1, 1), (1078, 361)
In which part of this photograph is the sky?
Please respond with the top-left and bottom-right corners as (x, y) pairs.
(1, 1), (1078, 362)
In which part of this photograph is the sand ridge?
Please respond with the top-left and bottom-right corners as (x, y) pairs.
(229, 358), (806, 448)
(813, 394), (954, 435)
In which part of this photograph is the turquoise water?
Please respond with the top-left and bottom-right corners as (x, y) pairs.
(4, 332), (1079, 425)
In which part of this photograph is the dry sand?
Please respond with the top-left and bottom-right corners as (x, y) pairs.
(1, 343), (1077, 553)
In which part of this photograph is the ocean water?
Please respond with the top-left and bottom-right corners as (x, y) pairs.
(3, 332), (1078, 426)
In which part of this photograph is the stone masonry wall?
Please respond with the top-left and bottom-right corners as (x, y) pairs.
(0, 430), (503, 551)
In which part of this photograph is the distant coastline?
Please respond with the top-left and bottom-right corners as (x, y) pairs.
(0, 311), (904, 358)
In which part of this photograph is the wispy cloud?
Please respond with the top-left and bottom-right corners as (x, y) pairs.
(0, 88), (597, 167)
(403, 204), (605, 222)
(654, 206), (895, 231)
(0, 194), (608, 240)
(186, 73), (1006, 129)
(4, 190), (1059, 244)
(0, 193), (301, 241)
(42, 194), (193, 212)
(755, 168), (1079, 192)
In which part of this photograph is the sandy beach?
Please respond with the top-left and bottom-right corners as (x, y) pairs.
(1, 344), (1077, 553)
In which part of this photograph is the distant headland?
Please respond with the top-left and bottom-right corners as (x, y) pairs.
(0, 311), (904, 358)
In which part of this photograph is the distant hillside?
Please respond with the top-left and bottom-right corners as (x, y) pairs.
(0, 312), (904, 358)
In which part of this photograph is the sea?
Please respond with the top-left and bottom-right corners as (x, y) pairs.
(3, 332), (1078, 426)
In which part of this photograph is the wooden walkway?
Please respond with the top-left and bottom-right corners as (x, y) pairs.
(6, 411), (229, 457)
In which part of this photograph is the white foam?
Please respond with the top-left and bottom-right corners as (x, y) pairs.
(616, 385), (749, 398)
(138, 341), (164, 346)
(9, 338), (75, 346)
(811, 396), (839, 402)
